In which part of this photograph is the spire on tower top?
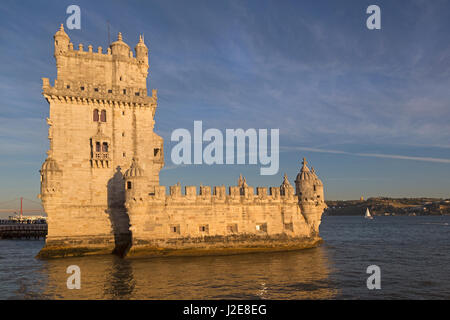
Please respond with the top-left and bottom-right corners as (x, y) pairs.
(282, 173), (291, 186)
(135, 33), (148, 50)
(117, 32), (123, 41)
(301, 157), (310, 172)
(54, 23), (69, 39)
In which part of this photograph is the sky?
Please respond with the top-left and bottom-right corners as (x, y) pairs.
(0, 0), (449, 214)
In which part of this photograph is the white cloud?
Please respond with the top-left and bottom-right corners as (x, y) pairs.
(282, 146), (450, 164)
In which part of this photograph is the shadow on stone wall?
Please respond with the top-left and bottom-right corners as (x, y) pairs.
(107, 166), (132, 257)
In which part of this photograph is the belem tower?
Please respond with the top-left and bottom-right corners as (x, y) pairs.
(38, 25), (327, 258)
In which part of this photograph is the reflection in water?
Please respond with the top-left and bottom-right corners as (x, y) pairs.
(104, 256), (135, 299)
(34, 247), (337, 299)
(5, 216), (450, 299)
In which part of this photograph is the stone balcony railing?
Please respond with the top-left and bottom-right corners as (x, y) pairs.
(94, 152), (109, 160)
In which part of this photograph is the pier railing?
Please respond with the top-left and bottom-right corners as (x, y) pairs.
(0, 224), (48, 239)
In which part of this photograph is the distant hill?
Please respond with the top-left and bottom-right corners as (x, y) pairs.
(325, 197), (450, 216)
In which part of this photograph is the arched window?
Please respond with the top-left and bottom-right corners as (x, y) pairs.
(95, 142), (101, 152)
(102, 142), (108, 152)
(93, 109), (99, 122)
(100, 110), (106, 122)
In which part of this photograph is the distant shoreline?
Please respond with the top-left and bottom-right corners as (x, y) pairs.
(325, 197), (450, 216)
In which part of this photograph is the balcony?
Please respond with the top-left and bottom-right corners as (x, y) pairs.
(91, 152), (110, 168)
(94, 152), (109, 160)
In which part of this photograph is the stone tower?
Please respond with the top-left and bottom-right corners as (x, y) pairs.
(39, 25), (164, 256)
(38, 25), (327, 258)
(295, 158), (326, 234)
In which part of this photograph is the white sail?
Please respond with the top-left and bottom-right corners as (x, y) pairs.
(365, 208), (373, 219)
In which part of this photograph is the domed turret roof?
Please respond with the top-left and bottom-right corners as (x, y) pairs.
(311, 167), (323, 186)
(41, 157), (60, 172)
(125, 158), (144, 178)
(54, 24), (69, 40)
(295, 158), (315, 182)
(135, 34), (147, 50)
(110, 32), (130, 49)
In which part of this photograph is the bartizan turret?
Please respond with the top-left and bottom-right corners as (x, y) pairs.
(39, 154), (62, 201)
(135, 35), (149, 77)
(54, 24), (70, 56)
(38, 152), (62, 238)
(295, 158), (327, 234)
(124, 157), (149, 241)
(124, 157), (147, 202)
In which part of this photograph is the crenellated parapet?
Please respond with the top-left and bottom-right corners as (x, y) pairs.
(52, 25), (151, 97)
(124, 166), (324, 253)
(57, 41), (138, 60)
(123, 157), (326, 246)
(199, 185), (212, 200)
(41, 77), (157, 109)
(54, 26), (148, 65)
(125, 175), (299, 207)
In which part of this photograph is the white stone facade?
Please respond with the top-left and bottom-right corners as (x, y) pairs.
(38, 26), (326, 258)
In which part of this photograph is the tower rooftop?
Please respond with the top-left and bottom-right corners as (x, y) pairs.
(54, 23), (69, 39)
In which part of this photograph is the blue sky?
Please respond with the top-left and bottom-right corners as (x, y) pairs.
(0, 0), (449, 213)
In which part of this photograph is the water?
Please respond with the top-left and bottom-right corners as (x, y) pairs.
(0, 216), (449, 299)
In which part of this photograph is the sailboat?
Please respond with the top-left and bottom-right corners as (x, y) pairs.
(365, 208), (373, 220)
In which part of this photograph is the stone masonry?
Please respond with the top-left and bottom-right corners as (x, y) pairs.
(38, 25), (326, 258)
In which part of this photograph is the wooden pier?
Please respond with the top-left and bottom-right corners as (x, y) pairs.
(0, 223), (47, 239)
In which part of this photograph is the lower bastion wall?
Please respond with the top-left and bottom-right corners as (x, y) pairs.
(38, 173), (325, 258)
(38, 204), (128, 257)
(124, 183), (325, 257)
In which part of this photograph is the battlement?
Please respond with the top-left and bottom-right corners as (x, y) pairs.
(60, 41), (137, 60)
(124, 168), (325, 217)
(126, 181), (302, 206)
(125, 171), (326, 252)
(53, 25), (149, 90)
(42, 77), (157, 107)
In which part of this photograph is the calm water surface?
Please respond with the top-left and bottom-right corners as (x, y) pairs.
(1, 216), (449, 299)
